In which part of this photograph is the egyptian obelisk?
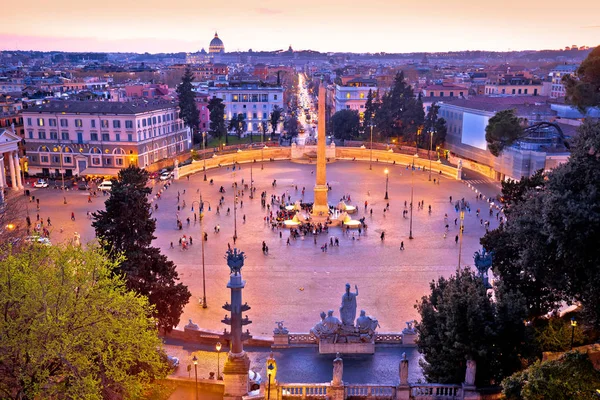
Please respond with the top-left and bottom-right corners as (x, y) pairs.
(312, 85), (329, 217)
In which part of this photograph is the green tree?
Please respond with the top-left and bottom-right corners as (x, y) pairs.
(482, 120), (600, 327)
(502, 352), (600, 400)
(0, 244), (169, 399)
(362, 89), (378, 134)
(416, 268), (529, 386)
(93, 166), (191, 333)
(284, 112), (299, 139)
(208, 96), (227, 145)
(496, 169), (545, 208)
(269, 105), (283, 140)
(485, 109), (524, 156)
(228, 113), (246, 140)
(176, 66), (200, 144)
(331, 109), (360, 140)
(421, 103), (447, 149)
(563, 46), (600, 111)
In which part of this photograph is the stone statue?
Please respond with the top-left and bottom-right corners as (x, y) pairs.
(225, 248), (246, 275)
(310, 311), (328, 338)
(465, 359), (476, 386)
(174, 159), (179, 168)
(273, 321), (289, 335)
(474, 248), (493, 288)
(185, 318), (200, 331)
(356, 310), (379, 341)
(332, 352), (343, 386)
(402, 320), (417, 334)
(339, 283), (358, 326)
(323, 310), (342, 336)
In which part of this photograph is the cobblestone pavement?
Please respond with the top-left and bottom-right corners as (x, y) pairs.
(24, 160), (502, 338)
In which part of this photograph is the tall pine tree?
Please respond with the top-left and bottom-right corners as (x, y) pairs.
(208, 96), (227, 145)
(176, 67), (200, 145)
(93, 166), (191, 333)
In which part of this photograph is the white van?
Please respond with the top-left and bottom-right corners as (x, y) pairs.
(98, 181), (113, 191)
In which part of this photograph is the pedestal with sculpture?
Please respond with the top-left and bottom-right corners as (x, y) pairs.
(329, 352), (345, 400)
(221, 249), (253, 400)
(310, 283), (379, 354)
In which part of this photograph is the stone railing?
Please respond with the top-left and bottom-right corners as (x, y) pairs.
(287, 333), (317, 344)
(411, 384), (463, 399)
(279, 383), (329, 398)
(345, 384), (396, 398)
(374, 333), (403, 344)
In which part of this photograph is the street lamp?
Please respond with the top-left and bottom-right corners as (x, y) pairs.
(413, 127), (422, 168)
(570, 317), (577, 350)
(192, 355), (198, 400)
(457, 201), (468, 269)
(428, 129), (434, 181)
(191, 196), (211, 309)
(409, 168), (414, 239)
(369, 122), (375, 170)
(202, 131), (207, 181)
(233, 191), (238, 243)
(216, 342), (222, 380)
(384, 168), (389, 200)
(267, 363), (275, 400)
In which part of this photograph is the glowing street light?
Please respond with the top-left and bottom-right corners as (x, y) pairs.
(570, 317), (577, 350)
(384, 168), (389, 200)
(216, 342), (222, 380)
(192, 355), (198, 400)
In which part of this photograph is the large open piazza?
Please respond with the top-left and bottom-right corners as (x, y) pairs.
(28, 159), (501, 337)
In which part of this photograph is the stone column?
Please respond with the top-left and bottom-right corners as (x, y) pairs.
(312, 85), (329, 217)
(8, 150), (17, 191)
(13, 152), (23, 189)
(0, 154), (5, 203)
(397, 353), (410, 400)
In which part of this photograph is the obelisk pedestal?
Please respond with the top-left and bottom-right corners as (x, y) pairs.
(312, 85), (329, 217)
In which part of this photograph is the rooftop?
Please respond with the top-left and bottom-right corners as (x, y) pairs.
(23, 100), (178, 115)
(442, 96), (555, 115)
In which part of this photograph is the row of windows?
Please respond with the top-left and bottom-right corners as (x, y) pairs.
(343, 92), (367, 99)
(231, 94), (271, 102)
(486, 88), (538, 95)
(27, 117), (135, 129)
(428, 91), (465, 97)
(139, 113), (176, 128)
(29, 130), (134, 142)
(231, 112), (269, 119)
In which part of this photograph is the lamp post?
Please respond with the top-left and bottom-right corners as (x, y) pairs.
(20, 156), (27, 195)
(261, 127), (265, 170)
(192, 355), (198, 400)
(192, 195), (211, 308)
(216, 342), (222, 379)
(267, 363), (275, 400)
(369, 122), (374, 170)
(202, 131), (207, 181)
(233, 190), (238, 243)
(409, 168), (414, 239)
(428, 129), (434, 181)
(384, 168), (389, 200)
(413, 127), (422, 168)
(457, 202), (467, 269)
(570, 317), (577, 350)
(249, 162), (254, 199)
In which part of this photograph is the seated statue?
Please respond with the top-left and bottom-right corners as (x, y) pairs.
(356, 310), (379, 342)
(310, 311), (328, 339)
(323, 310), (342, 335)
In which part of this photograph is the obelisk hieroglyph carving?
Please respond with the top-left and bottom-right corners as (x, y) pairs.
(312, 85), (329, 217)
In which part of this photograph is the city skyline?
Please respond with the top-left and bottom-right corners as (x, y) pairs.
(2, 0), (599, 54)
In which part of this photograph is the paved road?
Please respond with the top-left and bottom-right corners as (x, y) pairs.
(24, 160), (503, 340)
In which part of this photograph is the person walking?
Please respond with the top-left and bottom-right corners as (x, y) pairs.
(70, 212), (75, 221)
(380, 232), (385, 241)
(400, 241), (404, 250)
(455, 234), (459, 244)
(47, 217), (52, 227)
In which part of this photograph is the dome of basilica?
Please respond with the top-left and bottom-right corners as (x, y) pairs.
(209, 32), (225, 54)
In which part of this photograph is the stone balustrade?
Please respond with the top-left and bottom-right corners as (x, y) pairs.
(279, 383), (329, 398)
(345, 384), (396, 398)
(410, 383), (463, 399)
(275, 332), (409, 348)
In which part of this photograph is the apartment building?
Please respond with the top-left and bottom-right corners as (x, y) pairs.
(22, 100), (190, 176)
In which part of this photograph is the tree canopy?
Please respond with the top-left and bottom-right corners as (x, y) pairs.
(208, 96), (227, 144)
(419, 103), (447, 149)
(176, 66), (200, 144)
(229, 113), (246, 139)
(485, 109), (524, 156)
(0, 244), (169, 399)
(563, 45), (600, 111)
(416, 268), (529, 386)
(331, 109), (360, 140)
(481, 120), (600, 327)
(93, 166), (191, 332)
(270, 105), (283, 139)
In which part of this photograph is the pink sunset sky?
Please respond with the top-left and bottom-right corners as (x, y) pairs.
(2, 0), (599, 53)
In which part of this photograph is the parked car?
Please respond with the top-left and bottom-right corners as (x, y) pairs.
(26, 236), (52, 246)
(77, 182), (89, 190)
(248, 370), (262, 392)
(148, 172), (159, 179)
(33, 179), (48, 188)
(159, 172), (172, 181)
(98, 181), (113, 191)
(167, 355), (179, 369)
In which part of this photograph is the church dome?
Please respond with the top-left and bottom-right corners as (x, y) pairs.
(209, 32), (225, 54)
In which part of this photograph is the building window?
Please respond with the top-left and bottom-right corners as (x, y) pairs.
(28, 131), (33, 139)
(346, 93), (351, 99)
(61, 132), (69, 140)
(115, 134), (120, 142)
(512, 89), (516, 94)
(459, 92), (464, 97)
(518, 89), (522, 94)
(52, 155), (59, 163)
(27, 118), (32, 126)
(102, 133), (110, 141)
(273, 95), (278, 100)
(524, 89), (528, 94)
(64, 156), (72, 163)
(41, 155), (49, 163)
(113, 120), (121, 128)
(152, 117), (156, 124)
(101, 120), (109, 128)
(38, 131), (47, 139)
(534, 88), (538, 95)
(92, 157), (100, 165)
(360, 92), (365, 99)
(450, 92), (454, 97)
(37, 118), (45, 127)
(91, 133), (98, 141)
(75, 119), (82, 127)
(253, 113), (257, 119)
(430, 92), (434, 97)
(116, 158), (123, 166)
(60, 119), (68, 127)
(440, 92), (444, 97)
(49, 119), (56, 127)
(125, 120), (133, 129)
(105, 158), (112, 165)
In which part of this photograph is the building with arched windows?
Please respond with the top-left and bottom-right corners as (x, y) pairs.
(22, 101), (191, 176)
